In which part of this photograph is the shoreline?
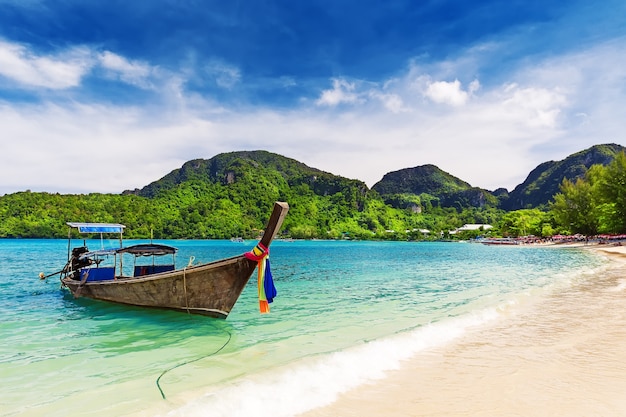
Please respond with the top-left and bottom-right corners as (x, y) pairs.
(299, 245), (626, 417)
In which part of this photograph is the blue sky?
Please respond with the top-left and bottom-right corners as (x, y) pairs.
(1, 0), (625, 195)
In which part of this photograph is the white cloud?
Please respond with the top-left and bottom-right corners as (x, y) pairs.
(0, 102), (198, 194)
(0, 40), (93, 89)
(98, 51), (155, 88)
(423, 79), (479, 106)
(501, 83), (566, 128)
(205, 61), (241, 89)
(468, 79), (480, 95)
(368, 91), (406, 113)
(0, 39), (165, 92)
(316, 78), (361, 106)
(2, 38), (626, 195)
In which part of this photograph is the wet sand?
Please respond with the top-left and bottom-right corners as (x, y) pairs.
(300, 244), (626, 417)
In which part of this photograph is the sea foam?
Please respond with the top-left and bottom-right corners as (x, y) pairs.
(164, 307), (501, 417)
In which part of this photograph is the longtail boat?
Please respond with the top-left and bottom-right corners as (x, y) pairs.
(48, 202), (288, 318)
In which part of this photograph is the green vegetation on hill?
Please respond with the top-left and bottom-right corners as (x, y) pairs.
(372, 164), (471, 196)
(551, 151), (626, 235)
(502, 143), (625, 210)
(0, 151), (456, 240)
(1, 146), (625, 240)
(372, 164), (499, 210)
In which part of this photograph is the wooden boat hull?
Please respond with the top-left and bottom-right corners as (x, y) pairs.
(61, 255), (256, 318)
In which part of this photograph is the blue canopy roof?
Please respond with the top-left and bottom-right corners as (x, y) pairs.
(67, 222), (126, 234)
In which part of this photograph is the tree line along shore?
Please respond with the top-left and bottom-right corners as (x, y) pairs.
(1, 151), (626, 241)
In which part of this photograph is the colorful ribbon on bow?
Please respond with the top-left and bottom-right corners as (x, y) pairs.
(245, 242), (277, 314)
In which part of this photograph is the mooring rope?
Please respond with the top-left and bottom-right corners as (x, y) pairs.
(182, 267), (190, 314)
(156, 326), (233, 400)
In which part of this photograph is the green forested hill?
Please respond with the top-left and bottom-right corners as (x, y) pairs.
(127, 151), (326, 198)
(0, 151), (462, 240)
(372, 164), (471, 195)
(371, 164), (499, 210)
(502, 143), (626, 210)
(371, 144), (626, 211)
(2, 146), (625, 239)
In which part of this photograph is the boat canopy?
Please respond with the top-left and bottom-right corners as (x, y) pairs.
(67, 222), (126, 234)
(78, 248), (118, 259)
(116, 243), (177, 257)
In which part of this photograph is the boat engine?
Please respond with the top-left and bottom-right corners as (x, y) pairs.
(69, 246), (92, 280)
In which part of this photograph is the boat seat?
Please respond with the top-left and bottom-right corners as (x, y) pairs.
(80, 267), (115, 282)
(133, 264), (175, 277)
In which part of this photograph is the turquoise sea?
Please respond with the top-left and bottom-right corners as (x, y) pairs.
(0, 239), (606, 416)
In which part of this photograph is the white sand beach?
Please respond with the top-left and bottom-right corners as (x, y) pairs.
(300, 244), (626, 417)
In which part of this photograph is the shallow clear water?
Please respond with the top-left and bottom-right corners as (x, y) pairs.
(0, 239), (603, 416)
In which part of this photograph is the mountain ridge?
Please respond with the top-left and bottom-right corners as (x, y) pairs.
(2, 143), (624, 239)
(501, 143), (625, 209)
(124, 143), (625, 211)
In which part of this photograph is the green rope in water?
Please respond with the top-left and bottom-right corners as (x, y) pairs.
(156, 327), (232, 400)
